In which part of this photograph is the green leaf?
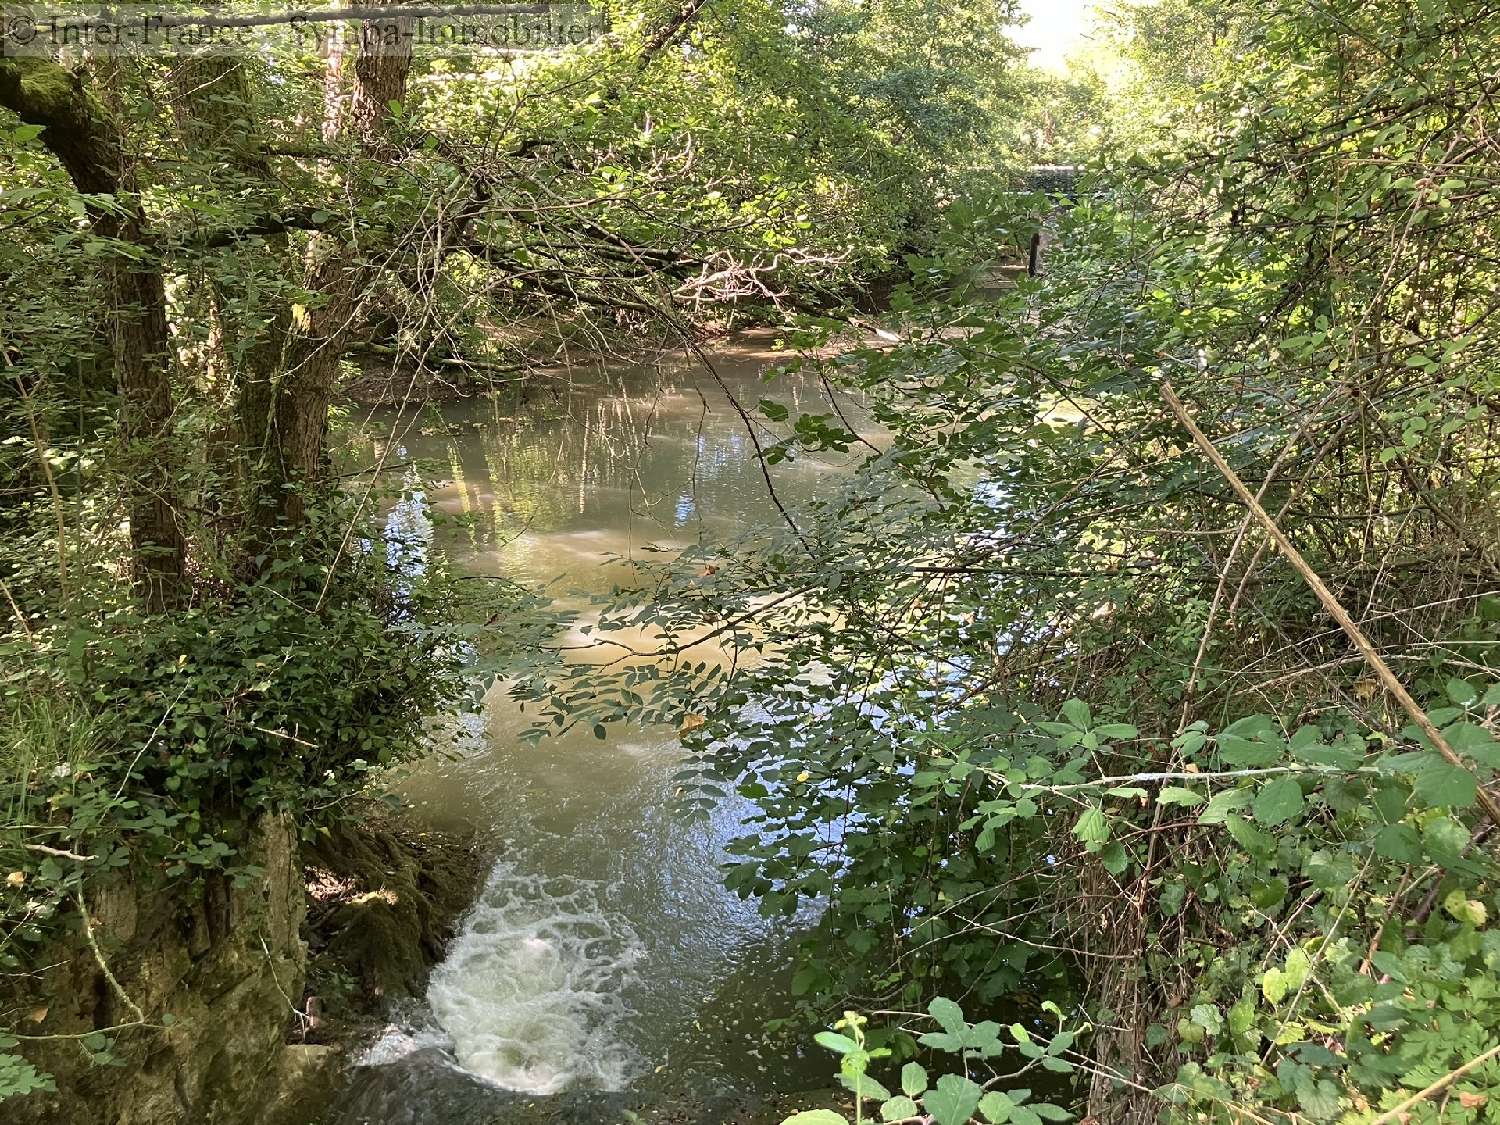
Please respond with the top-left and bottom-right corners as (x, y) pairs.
(1411, 757), (1476, 809)
(1156, 785), (1205, 807)
(926, 1075), (984, 1125)
(1423, 815), (1471, 865)
(1061, 699), (1091, 729)
(1284, 947), (1312, 991)
(1224, 813), (1276, 858)
(979, 1091), (1015, 1123)
(1250, 876), (1287, 908)
(1252, 776), (1303, 826)
(1071, 806), (1110, 852)
(1443, 888), (1487, 926)
(1217, 715), (1283, 766)
(881, 1096), (920, 1121)
(782, 1113), (848, 1125)
(1098, 841), (1128, 875)
(901, 1062), (929, 1097)
(1227, 996), (1256, 1037)
(1190, 1004), (1222, 1036)
(1198, 787), (1252, 824)
(1446, 678), (1477, 705)
(759, 398), (791, 422)
(929, 996), (967, 1035)
(815, 1031), (859, 1055)
(1372, 824), (1420, 862)
(1444, 721), (1500, 768)
(1288, 735), (1363, 769)
(842, 1072), (892, 1102)
(1294, 1077), (1341, 1119)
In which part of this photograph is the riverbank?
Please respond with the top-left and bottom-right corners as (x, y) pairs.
(268, 802), (486, 1125)
(338, 315), (885, 406)
(1, 803), (481, 1125)
(301, 803), (485, 1044)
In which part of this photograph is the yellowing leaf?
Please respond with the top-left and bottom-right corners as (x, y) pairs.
(1443, 889), (1488, 927)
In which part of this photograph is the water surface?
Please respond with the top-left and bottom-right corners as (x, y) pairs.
(348, 334), (871, 1116)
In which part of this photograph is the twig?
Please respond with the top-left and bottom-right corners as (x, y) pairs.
(1370, 1041), (1500, 1124)
(76, 890), (145, 1025)
(0, 573), (35, 642)
(21, 843), (97, 862)
(1004, 764), (1373, 793)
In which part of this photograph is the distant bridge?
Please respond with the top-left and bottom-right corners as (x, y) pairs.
(1022, 164), (1082, 199)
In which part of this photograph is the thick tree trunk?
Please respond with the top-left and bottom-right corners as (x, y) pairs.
(350, 12), (413, 147)
(272, 263), (362, 526)
(268, 9), (415, 526)
(170, 55), (293, 552)
(110, 214), (186, 611)
(0, 59), (185, 610)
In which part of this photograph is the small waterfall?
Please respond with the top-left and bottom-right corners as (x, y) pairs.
(423, 860), (644, 1094)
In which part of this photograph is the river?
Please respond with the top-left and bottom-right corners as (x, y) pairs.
(336, 333), (872, 1124)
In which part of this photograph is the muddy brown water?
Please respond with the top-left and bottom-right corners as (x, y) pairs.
(335, 335), (875, 1123)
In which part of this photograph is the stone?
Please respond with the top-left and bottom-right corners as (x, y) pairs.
(4, 816), (307, 1125)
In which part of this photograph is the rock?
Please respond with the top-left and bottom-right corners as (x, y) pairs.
(4, 816), (307, 1125)
(262, 1044), (343, 1125)
(301, 803), (483, 1039)
(1, 804), (482, 1124)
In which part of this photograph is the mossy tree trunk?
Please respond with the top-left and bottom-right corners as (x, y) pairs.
(0, 58), (185, 611)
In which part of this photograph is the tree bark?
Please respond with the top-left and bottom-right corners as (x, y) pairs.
(170, 55), (294, 552)
(269, 7), (414, 526)
(350, 11), (414, 148)
(0, 59), (185, 610)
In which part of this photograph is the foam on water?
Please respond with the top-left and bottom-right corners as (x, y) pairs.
(425, 860), (644, 1094)
(356, 1022), (447, 1067)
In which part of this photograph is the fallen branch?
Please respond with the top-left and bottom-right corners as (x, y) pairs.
(1009, 764), (1376, 794)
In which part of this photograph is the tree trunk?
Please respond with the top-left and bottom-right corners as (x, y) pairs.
(350, 12), (414, 148)
(269, 9), (415, 526)
(170, 55), (293, 555)
(110, 213), (186, 611)
(0, 59), (185, 611)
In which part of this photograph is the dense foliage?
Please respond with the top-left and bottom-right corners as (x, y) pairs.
(5, 0), (1499, 1120)
(0, 0), (1026, 1103)
(525, 0), (1500, 1121)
